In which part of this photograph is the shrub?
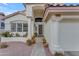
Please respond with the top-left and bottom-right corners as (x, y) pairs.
(42, 37), (49, 47)
(26, 39), (32, 46)
(23, 33), (28, 37)
(1, 32), (13, 37)
(0, 43), (8, 49)
(9, 33), (13, 37)
(16, 33), (20, 37)
(42, 37), (46, 44)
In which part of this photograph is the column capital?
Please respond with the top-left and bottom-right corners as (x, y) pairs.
(27, 16), (33, 21)
(27, 16), (33, 18)
(51, 16), (63, 22)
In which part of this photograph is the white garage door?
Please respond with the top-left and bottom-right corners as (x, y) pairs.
(59, 19), (79, 51)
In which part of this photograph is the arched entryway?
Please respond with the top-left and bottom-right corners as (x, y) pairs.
(32, 5), (45, 37)
(34, 18), (44, 37)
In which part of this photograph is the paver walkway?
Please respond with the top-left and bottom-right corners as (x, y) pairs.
(0, 41), (33, 56)
(31, 38), (45, 56)
(0, 39), (53, 56)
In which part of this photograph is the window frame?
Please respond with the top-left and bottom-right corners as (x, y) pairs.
(11, 21), (28, 32)
(1, 22), (5, 29)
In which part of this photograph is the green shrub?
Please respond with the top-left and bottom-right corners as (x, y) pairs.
(23, 33), (28, 37)
(10, 33), (13, 37)
(16, 33), (20, 37)
(42, 37), (46, 44)
(1, 32), (13, 37)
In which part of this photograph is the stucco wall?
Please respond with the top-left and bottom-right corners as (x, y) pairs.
(44, 19), (56, 54)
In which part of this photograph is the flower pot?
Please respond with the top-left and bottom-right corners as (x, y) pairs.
(43, 43), (48, 48)
(0, 43), (8, 49)
(26, 39), (32, 46)
(31, 39), (36, 44)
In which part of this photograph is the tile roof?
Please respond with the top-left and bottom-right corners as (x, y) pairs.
(47, 3), (79, 7)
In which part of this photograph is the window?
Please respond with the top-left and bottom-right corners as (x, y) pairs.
(1, 22), (5, 29)
(17, 23), (22, 32)
(11, 23), (16, 32)
(35, 18), (42, 22)
(11, 22), (28, 32)
(23, 23), (28, 32)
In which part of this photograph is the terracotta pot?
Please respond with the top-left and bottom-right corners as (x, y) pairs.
(26, 39), (32, 46)
(43, 43), (48, 47)
(0, 43), (8, 49)
(31, 39), (35, 44)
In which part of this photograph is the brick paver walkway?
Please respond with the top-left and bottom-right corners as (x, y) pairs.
(31, 38), (53, 56)
(0, 41), (53, 56)
(31, 42), (45, 56)
(0, 41), (33, 56)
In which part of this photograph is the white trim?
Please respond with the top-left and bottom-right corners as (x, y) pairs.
(10, 21), (28, 32)
(34, 22), (44, 37)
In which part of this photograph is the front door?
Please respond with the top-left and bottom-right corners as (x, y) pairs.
(34, 23), (43, 37)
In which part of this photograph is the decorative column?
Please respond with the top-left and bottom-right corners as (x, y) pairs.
(52, 21), (61, 51)
(51, 16), (63, 52)
(27, 17), (32, 40)
(31, 20), (34, 36)
(26, 5), (33, 40)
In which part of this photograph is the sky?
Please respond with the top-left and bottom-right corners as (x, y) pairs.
(0, 3), (79, 15)
(0, 3), (25, 15)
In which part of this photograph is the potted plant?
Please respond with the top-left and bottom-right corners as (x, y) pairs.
(31, 38), (35, 44)
(26, 39), (32, 46)
(31, 33), (36, 44)
(42, 37), (48, 47)
(0, 42), (8, 49)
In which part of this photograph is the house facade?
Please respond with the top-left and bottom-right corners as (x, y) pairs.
(43, 4), (79, 52)
(1, 3), (79, 54)
(24, 3), (79, 54)
(0, 13), (5, 33)
(4, 10), (28, 37)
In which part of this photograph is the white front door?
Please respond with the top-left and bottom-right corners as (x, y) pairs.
(34, 23), (43, 37)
